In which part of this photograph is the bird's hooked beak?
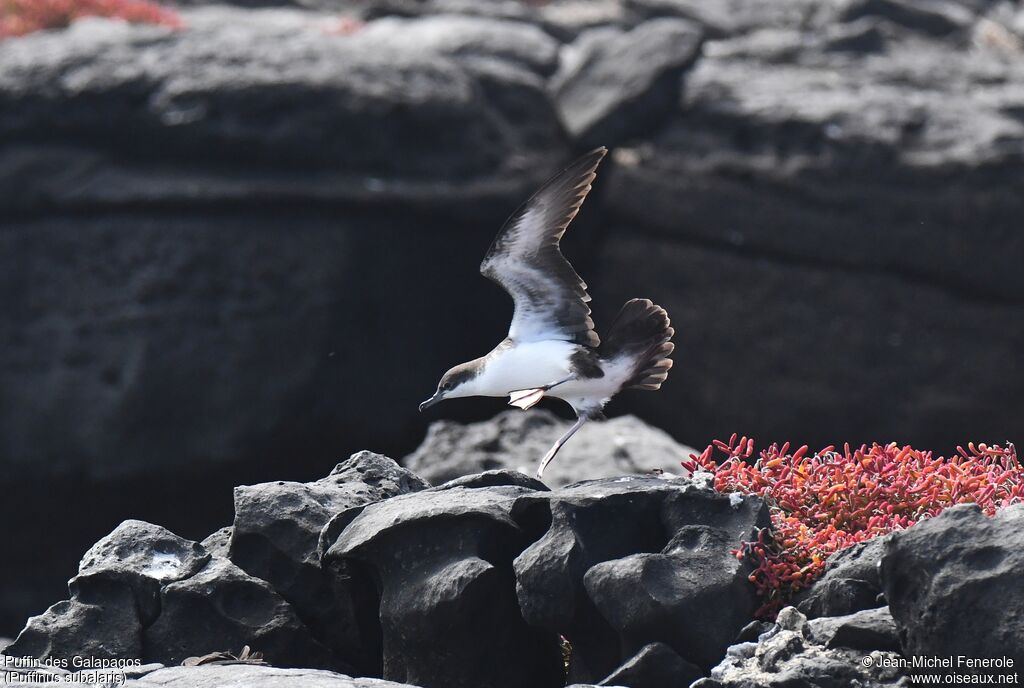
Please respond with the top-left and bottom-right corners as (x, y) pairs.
(419, 391), (444, 412)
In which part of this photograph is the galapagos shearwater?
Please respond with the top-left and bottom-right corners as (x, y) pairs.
(419, 147), (675, 479)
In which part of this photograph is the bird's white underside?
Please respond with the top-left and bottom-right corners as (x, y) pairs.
(448, 339), (634, 415)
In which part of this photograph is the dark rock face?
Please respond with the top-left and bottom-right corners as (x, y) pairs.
(795, 536), (887, 618)
(8, 454), (425, 673)
(405, 410), (697, 487)
(551, 19), (703, 146)
(806, 607), (900, 652)
(513, 477), (769, 682)
(598, 641), (703, 688)
(881, 504), (1024, 668)
(324, 486), (565, 688)
(230, 451), (426, 672)
(700, 606), (906, 687)
(124, 664), (429, 687)
(7, 520), (210, 661)
(584, 525), (759, 670)
(6, 586), (143, 663)
(143, 556), (334, 668)
(4, 0), (1024, 637)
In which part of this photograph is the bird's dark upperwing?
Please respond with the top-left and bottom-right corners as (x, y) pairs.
(480, 147), (607, 348)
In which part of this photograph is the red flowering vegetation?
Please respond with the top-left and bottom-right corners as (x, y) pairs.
(0, 0), (181, 39)
(683, 435), (1022, 618)
(323, 16), (364, 36)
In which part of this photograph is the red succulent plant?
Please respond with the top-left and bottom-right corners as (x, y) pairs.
(1, 0), (181, 39)
(683, 435), (1021, 618)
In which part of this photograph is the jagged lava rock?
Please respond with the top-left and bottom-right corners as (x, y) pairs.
(795, 536), (888, 618)
(585, 525), (761, 670)
(7, 520), (211, 661)
(551, 18), (703, 147)
(323, 485), (564, 688)
(514, 476), (768, 682)
(697, 606), (905, 688)
(124, 663), (429, 687)
(598, 641), (703, 688)
(806, 607), (900, 652)
(881, 503), (1024, 667)
(143, 556), (334, 668)
(405, 410), (697, 487)
(9, 519), (329, 670)
(229, 451), (426, 672)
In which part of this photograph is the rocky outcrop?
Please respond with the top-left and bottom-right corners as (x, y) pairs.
(3, 0), (1023, 637)
(551, 18), (703, 147)
(511, 476), (768, 682)
(405, 410), (697, 487)
(323, 484), (564, 688)
(6, 454), (426, 672)
(794, 536), (887, 618)
(8, 444), (1024, 687)
(230, 452), (427, 673)
(881, 503), (1024, 669)
(697, 606), (906, 688)
(7, 454), (780, 687)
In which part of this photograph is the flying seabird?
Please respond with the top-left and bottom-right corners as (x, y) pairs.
(419, 147), (675, 479)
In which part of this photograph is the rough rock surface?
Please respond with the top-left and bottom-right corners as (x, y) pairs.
(881, 504), (1024, 668)
(697, 606), (906, 687)
(795, 536), (888, 618)
(7, 520), (211, 662)
(142, 555), (334, 669)
(8, 455), (428, 672)
(405, 410), (697, 487)
(551, 18), (703, 146)
(323, 485), (565, 688)
(513, 476), (768, 682)
(124, 664), (435, 687)
(230, 451), (426, 672)
(806, 606), (900, 652)
(4, 0), (1024, 637)
(598, 641), (703, 688)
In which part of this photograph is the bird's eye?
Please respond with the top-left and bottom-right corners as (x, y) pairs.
(441, 382), (452, 391)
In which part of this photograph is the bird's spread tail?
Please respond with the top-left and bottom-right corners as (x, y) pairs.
(601, 298), (675, 391)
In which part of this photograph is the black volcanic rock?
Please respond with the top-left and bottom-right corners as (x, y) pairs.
(143, 556), (334, 669)
(229, 451), (425, 673)
(807, 606), (900, 652)
(3, 0), (1024, 640)
(323, 486), (564, 688)
(74, 520), (211, 625)
(7, 520), (210, 661)
(406, 410), (697, 487)
(795, 537), (887, 619)
(124, 664), (432, 687)
(513, 477), (768, 682)
(881, 504), (1024, 668)
(598, 641), (703, 688)
(6, 585), (143, 663)
(585, 525), (760, 670)
(698, 606), (906, 688)
(551, 18), (703, 147)
(9, 519), (329, 670)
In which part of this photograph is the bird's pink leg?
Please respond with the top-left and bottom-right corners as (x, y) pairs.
(536, 415), (588, 479)
(508, 375), (576, 410)
(508, 388), (546, 410)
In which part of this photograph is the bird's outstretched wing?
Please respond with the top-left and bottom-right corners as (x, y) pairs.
(480, 147), (607, 348)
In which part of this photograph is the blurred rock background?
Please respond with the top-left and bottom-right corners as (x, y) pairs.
(1, 0), (1022, 634)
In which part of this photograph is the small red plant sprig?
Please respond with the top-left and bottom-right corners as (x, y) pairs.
(1, 0), (181, 39)
(683, 435), (1021, 618)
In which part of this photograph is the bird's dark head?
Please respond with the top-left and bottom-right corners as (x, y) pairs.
(419, 361), (482, 412)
